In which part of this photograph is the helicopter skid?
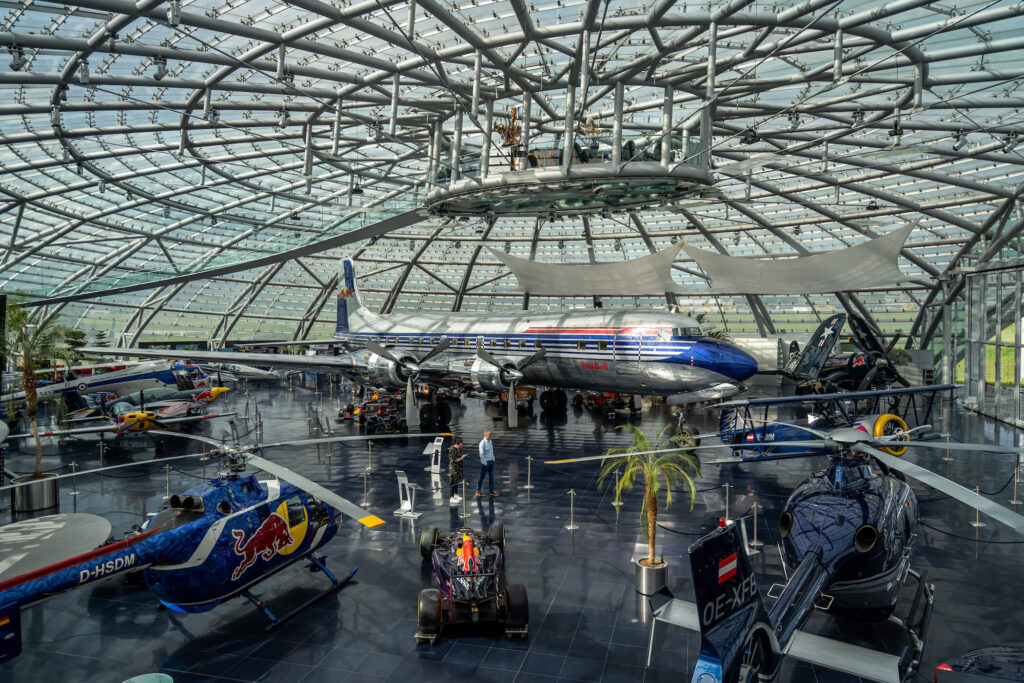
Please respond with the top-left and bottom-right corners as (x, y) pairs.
(243, 558), (358, 632)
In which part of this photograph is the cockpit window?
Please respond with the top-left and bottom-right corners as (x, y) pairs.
(672, 327), (704, 338)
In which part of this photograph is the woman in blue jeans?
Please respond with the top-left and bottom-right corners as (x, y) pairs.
(476, 429), (499, 497)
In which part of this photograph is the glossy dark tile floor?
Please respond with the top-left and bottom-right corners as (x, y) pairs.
(2, 377), (1023, 682)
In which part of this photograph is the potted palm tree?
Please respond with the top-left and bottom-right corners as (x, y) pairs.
(599, 423), (701, 594)
(3, 302), (74, 512)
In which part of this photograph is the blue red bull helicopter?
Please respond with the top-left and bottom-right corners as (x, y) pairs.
(548, 406), (1024, 682)
(0, 430), (447, 664)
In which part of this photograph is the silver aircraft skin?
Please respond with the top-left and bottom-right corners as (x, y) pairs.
(83, 259), (758, 402)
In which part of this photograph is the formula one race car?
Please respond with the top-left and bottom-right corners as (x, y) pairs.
(935, 645), (1024, 681)
(415, 525), (528, 644)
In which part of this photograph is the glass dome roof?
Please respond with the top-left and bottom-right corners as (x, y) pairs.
(0, 0), (1021, 345)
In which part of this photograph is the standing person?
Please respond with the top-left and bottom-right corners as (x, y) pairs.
(448, 437), (466, 505)
(476, 429), (499, 497)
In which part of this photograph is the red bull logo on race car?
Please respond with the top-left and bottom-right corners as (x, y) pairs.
(231, 513), (294, 581)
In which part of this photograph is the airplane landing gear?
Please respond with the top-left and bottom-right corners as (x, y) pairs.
(539, 389), (567, 413)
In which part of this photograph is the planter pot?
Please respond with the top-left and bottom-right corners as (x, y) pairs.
(635, 557), (667, 595)
(12, 473), (59, 513)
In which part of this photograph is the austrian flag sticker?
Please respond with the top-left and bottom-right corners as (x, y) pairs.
(718, 552), (738, 584)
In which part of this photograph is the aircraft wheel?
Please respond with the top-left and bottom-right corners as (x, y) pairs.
(419, 403), (436, 428)
(554, 389), (567, 410)
(487, 523), (505, 552)
(505, 583), (529, 630)
(418, 588), (443, 638)
(420, 527), (440, 560)
(437, 402), (452, 425)
(538, 390), (556, 412)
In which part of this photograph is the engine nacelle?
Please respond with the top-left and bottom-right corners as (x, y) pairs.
(470, 358), (510, 392)
(366, 353), (409, 389)
(852, 413), (909, 456)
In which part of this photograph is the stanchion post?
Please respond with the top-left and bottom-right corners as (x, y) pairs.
(749, 502), (764, 549)
(970, 486), (986, 528)
(1010, 453), (1022, 506)
(460, 481), (471, 519)
(611, 468), (622, 508)
(67, 461), (80, 496)
(524, 456), (535, 490)
(366, 440), (373, 472)
(163, 464), (171, 500)
(723, 482), (731, 522)
(942, 434), (954, 463)
(361, 469), (369, 508)
(565, 489), (580, 530)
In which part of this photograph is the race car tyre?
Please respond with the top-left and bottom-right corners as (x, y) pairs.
(399, 418), (409, 433)
(418, 588), (443, 636)
(506, 583), (529, 628)
(538, 390), (555, 412)
(554, 389), (567, 410)
(420, 527), (440, 560)
(419, 403), (436, 428)
(487, 523), (505, 552)
(437, 402), (452, 425)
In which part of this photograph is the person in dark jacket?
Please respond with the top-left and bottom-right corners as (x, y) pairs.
(448, 437), (466, 505)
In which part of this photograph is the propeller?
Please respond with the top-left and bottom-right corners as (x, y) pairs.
(475, 341), (546, 428)
(365, 337), (450, 429)
(846, 315), (911, 391)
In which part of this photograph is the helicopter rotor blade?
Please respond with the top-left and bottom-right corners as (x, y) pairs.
(854, 443), (1024, 535)
(0, 451), (218, 493)
(247, 455), (385, 528)
(872, 439), (1023, 455)
(260, 432), (450, 449)
(545, 442), (740, 464)
(146, 429), (230, 449)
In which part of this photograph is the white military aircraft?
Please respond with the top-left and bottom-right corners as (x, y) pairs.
(83, 259), (758, 426)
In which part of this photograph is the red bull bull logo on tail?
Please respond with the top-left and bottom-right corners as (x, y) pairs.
(231, 513), (294, 581)
(338, 286), (354, 299)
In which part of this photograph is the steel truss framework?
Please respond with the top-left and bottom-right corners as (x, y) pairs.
(0, 0), (1022, 345)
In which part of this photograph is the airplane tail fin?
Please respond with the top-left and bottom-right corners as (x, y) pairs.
(688, 522), (778, 683)
(336, 258), (366, 335)
(789, 313), (846, 380)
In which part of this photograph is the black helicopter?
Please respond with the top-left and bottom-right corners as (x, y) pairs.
(784, 312), (912, 393)
(546, 414), (1024, 682)
(686, 426), (1024, 683)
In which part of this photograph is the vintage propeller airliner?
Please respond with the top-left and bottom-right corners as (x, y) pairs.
(83, 259), (758, 426)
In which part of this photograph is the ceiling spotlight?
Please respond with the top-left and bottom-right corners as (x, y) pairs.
(888, 119), (903, 139)
(558, 240), (565, 249)
(78, 60), (89, 84)
(732, 233), (741, 246)
(166, 0), (181, 27)
(504, 241), (510, 251)
(793, 226), (802, 235)
(547, 211), (556, 222)
(740, 128), (760, 144)
(153, 56), (169, 81)
(1002, 133), (1019, 154)
(454, 240), (462, 249)
(851, 110), (865, 127)
(952, 129), (965, 151)
(8, 46), (26, 72)
(351, 184), (364, 195)
(867, 200), (879, 210)
(50, 106), (61, 129)
(98, 179), (106, 193)
(614, 239), (622, 251)
(788, 112), (800, 130)
(207, 108), (219, 124)
(277, 109), (290, 129)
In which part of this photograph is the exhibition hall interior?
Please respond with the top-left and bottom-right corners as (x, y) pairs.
(1, 0), (1023, 681)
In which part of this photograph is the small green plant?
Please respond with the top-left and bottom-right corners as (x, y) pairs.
(599, 424), (701, 568)
(93, 330), (110, 348)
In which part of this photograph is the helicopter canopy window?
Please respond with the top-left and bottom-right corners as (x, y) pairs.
(172, 369), (194, 390)
(672, 327), (704, 338)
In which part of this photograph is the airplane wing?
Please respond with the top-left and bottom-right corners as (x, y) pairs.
(652, 596), (905, 683)
(790, 313), (846, 380)
(712, 384), (959, 410)
(81, 346), (363, 375)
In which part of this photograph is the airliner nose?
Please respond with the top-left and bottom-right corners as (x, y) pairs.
(721, 344), (758, 382)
